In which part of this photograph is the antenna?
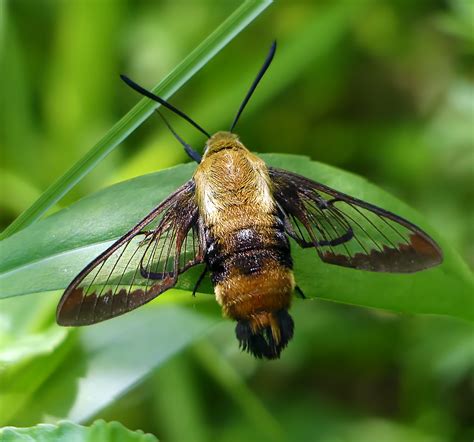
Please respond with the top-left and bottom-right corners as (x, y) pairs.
(155, 110), (202, 163)
(230, 41), (277, 132)
(120, 74), (211, 138)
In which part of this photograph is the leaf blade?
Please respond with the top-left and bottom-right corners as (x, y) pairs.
(0, 154), (472, 322)
(0, 419), (158, 442)
(0, 0), (273, 240)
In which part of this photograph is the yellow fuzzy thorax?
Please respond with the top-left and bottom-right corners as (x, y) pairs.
(202, 131), (241, 156)
(193, 132), (275, 235)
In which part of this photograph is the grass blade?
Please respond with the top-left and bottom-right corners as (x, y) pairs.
(0, 0), (272, 240)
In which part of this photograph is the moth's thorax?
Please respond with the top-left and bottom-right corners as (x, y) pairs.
(203, 131), (241, 156)
(194, 132), (275, 231)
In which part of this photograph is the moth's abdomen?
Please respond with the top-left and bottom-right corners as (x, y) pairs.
(194, 145), (296, 358)
(206, 223), (293, 306)
(205, 223), (295, 359)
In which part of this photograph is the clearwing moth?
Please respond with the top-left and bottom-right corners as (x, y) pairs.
(57, 41), (443, 359)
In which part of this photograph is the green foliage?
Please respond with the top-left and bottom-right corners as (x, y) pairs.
(0, 420), (158, 442)
(0, 0), (272, 240)
(1, 0), (473, 441)
(1, 154), (473, 323)
(0, 266), (221, 425)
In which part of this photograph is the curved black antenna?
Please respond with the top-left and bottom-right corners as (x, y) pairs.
(155, 110), (202, 163)
(120, 74), (211, 138)
(230, 41), (277, 132)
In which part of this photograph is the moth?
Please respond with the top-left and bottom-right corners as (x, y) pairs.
(57, 42), (443, 359)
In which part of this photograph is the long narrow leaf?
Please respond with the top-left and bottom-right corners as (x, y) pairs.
(0, 0), (272, 240)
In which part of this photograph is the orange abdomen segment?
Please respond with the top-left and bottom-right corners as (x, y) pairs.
(214, 254), (294, 319)
(205, 221), (294, 316)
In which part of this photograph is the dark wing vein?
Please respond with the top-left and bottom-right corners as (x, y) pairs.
(270, 167), (442, 273)
(57, 179), (204, 326)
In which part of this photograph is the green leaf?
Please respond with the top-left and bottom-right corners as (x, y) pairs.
(0, 0), (272, 240)
(0, 154), (472, 323)
(0, 163), (200, 297)
(0, 324), (70, 425)
(0, 419), (158, 442)
(0, 293), (72, 425)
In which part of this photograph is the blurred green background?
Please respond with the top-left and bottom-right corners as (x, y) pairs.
(1, 0), (473, 441)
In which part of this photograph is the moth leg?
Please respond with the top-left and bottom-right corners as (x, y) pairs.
(278, 207), (304, 244)
(192, 266), (208, 297)
(295, 285), (307, 299)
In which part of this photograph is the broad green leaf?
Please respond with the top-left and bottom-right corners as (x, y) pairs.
(0, 294), (72, 425)
(0, 419), (158, 442)
(0, 154), (472, 322)
(0, 163), (201, 297)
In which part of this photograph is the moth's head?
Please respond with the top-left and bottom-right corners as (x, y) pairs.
(235, 310), (294, 360)
(203, 131), (246, 157)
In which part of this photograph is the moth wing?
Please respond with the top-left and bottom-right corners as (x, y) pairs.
(57, 180), (204, 326)
(269, 167), (442, 273)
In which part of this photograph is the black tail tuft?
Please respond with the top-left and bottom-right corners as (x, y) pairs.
(235, 310), (294, 360)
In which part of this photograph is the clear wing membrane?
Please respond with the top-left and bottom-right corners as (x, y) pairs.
(270, 168), (442, 273)
(57, 180), (203, 326)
